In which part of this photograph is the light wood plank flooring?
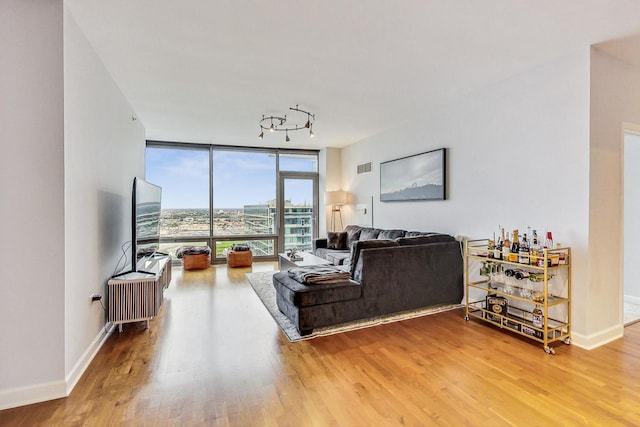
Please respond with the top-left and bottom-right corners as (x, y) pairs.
(2, 261), (640, 426)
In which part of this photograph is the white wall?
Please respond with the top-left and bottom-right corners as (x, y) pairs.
(589, 48), (640, 345)
(0, 0), (66, 409)
(341, 49), (593, 343)
(0, 2), (145, 410)
(624, 132), (640, 299)
(63, 7), (145, 392)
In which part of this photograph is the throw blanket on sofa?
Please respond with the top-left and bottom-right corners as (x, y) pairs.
(288, 265), (351, 285)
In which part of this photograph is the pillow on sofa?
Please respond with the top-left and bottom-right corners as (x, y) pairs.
(378, 229), (406, 240)
(396, 234), (455, 245)
(349, 239), (399, 277)
(327, 231), (348, 250)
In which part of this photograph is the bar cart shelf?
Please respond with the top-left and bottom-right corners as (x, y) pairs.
(464, 239), (571, 354)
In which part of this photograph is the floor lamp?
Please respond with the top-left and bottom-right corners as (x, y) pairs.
(325, 190), (347, 232)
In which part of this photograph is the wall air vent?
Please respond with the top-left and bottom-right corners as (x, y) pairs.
(357, 162), (372, 174)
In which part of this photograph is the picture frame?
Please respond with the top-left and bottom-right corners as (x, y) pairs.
(380, 148), (446, 202)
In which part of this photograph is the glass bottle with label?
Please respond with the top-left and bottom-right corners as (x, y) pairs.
(510, 230), (519, 263)
(532, 305), (544, 328)
(519, 234), (529, 264)
(502, 231), (511, 261)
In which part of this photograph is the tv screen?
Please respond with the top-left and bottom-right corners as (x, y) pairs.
(132, 177), (162, 270)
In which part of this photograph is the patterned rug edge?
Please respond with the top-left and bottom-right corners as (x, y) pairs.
(246, 271), (462, 342)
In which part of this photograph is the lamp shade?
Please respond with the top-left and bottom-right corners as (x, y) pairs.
(324, 190), (347, 206)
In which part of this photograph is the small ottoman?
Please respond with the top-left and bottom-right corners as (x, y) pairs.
(226, 250), (253, 268)
(183, 253), (211, 270)
(176, 246), (212, 270)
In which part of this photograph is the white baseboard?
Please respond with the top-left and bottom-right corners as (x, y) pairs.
(65, 322), (113, 395)
(571, 323), (624, 350)
(0, 380), (67, 411)
(0, 322), (112, 411)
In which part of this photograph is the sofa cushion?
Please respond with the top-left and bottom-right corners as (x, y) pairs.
(344, 225), (363, 245)
(273, 271), (361, 307)
(327, 231), (348, 249)
(396, 234), (456, 245)
(359, 228), (382, 240)
(326, 252), (351, 266)
(315, 247), (349, 262)
(378, 229), (406, 240)
(405, 231), (428, 237)
(349, 239), (399, 277)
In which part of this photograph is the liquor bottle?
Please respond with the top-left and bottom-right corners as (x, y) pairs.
(532, 305), (544, 328)
(495, 228), (505, 260)
(519, 233), (529, 264)
(510, 230), (519, 262)
(487, 239), (495, 259)
(544, 231), (557, 266)
(502, 231), (511, 261)
(530, 229), (539, 265)
(493, 239), (501, 260)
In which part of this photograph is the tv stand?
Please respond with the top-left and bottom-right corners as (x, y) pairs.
(107, 254), (172, 332)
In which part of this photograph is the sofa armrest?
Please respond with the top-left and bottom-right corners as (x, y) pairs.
(313, 238), (328, 253)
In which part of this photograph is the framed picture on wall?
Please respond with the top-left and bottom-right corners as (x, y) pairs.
(380, 148), (446, 202)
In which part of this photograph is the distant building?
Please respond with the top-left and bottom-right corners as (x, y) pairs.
(244, 199), (313, 254)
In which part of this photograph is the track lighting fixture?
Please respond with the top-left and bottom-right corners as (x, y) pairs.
(258, 104), (315, 142)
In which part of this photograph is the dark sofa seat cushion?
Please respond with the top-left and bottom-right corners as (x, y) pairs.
(273, 271), (361, 307)
(315, 248), (350, 264)
(326, 252), (351, 265)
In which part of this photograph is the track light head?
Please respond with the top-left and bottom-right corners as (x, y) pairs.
(258, 131), (264, 139)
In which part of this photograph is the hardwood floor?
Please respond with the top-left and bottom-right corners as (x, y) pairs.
(2, 262), (640, 426)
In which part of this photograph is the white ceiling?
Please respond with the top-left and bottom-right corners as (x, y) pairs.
(65, 0), (640, 149)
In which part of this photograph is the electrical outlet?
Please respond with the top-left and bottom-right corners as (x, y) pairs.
(90, 293), (102, 302)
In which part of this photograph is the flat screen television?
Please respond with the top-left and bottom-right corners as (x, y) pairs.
(131, 177), (162, 272)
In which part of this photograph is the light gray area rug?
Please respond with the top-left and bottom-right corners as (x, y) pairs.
(246, 271), (462, 342)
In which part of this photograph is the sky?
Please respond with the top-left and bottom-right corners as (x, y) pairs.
(145, 148), (315, 209)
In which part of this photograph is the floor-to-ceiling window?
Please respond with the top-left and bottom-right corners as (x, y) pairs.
(145, 144), (210, 258)
(145, 142), (318, 263)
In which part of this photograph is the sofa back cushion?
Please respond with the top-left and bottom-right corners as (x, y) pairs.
(377, 229), (406, 240)
(344, 225), (363, 246)
(396, 234), (455, 245)
(359, 228), (382, 240)
(405, 231), (429, 237)
(349, 239), (399, 277)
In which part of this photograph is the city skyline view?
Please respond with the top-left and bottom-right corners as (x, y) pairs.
(145, 148), (316, 209)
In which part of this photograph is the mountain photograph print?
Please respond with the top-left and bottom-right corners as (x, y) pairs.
(380, 148), (446, 202)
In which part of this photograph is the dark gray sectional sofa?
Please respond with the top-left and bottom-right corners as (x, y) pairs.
(272, 225), (464, 335)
